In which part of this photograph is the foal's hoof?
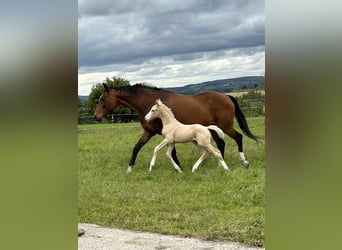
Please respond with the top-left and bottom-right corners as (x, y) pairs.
(127, 166), (133, 173)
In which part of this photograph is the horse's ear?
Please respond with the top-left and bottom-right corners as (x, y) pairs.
(156, 99), (162, 105)
(103, 83), (109, 92)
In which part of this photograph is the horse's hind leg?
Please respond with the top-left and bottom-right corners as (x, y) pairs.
(171, 147), (182, 170)
(209, 130), (225, 159)
(226, 128), (249, 167)
(166, 144), (182, 173)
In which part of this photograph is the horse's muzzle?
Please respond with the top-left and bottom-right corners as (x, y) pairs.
(94, 115), (102, 122)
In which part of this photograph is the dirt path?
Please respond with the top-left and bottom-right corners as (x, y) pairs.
(78, 223), (264, 250)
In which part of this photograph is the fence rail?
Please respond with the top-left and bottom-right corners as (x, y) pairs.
(78, 113), (139, 124)
(78, 106), (264, 124)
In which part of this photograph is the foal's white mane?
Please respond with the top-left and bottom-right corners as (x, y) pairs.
(156, 99), (176, 120)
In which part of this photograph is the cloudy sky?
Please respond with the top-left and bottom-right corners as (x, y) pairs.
(78, 0), (264, 95)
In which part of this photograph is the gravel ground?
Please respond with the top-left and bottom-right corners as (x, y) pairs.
(78, 223), (264, 250)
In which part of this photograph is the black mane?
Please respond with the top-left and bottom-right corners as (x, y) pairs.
(113, 84), (163, 94)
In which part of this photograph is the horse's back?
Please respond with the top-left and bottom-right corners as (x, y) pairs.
(164, 90), (234, 126)
(193, 90), (233, 106)
(195, 90), (235, 121)
(177, 90), (233, 110)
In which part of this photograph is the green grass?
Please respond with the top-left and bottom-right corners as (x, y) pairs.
(78, 117), (265, 247)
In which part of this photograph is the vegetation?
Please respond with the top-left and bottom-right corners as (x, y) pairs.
(236, 90), (265, 117)
(78, 117), (265, 246)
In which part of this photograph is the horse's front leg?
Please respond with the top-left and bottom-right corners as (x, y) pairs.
(166, 144), (182, 173)
(149, 139), (168, 172)
(128, 130), (155, 173)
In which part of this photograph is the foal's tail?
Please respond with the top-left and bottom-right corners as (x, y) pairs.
(228, 95), (259, 143)
(207, 125), (225, 140)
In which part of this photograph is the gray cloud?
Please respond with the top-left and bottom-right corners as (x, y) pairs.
(78, 0), (264, 95)
(78, 0), (264, 67)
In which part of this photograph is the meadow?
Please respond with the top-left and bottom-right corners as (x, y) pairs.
(78, 117), (265, 246)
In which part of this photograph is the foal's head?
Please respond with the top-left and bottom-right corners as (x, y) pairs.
(145, 99), (176, 123)
(144, 99), (163, 122)
(94, 84), (120, 121)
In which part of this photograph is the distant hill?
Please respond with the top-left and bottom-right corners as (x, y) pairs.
(78, 76), (264, 99)
(166, 76), (264, 94)
(78, 96), (89, 101)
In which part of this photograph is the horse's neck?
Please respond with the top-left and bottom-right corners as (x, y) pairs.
(115, 90), (146, 114)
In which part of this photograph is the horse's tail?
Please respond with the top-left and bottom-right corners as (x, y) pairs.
(207, 125), (225, 140)
(228, 95), (259, 143)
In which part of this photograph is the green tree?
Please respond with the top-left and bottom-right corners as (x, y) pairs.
(86, 77), (130, 115)
(78, 97), (84, 122)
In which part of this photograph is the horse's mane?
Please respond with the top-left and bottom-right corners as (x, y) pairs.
(112, 84), (163, 94)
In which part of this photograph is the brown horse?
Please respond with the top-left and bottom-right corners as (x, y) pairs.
(94, 83), (258, 172)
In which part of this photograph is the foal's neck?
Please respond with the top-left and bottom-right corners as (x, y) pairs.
(159, 107), (177, 126)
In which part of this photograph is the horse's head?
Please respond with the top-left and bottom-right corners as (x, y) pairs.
(145, 99), (161, 122)
(94, 84), (120, 121)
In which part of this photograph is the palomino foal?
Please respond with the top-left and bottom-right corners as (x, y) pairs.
(145, 99), (229, 172)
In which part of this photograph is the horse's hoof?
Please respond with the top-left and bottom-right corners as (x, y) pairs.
(242, 161), (249, 168)
(127, 166), (133, 173)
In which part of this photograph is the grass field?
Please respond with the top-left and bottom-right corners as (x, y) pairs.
(78, 117), (265, 247)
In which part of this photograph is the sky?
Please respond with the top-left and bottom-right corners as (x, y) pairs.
(78, 0), (265, 95)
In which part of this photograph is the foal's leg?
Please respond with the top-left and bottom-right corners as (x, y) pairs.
(226, 128), (249, 167)
(128, 130), (182, 172)
(149, 139), (168, 172)
(205, 144), (229, 171)
(166, 144), (182, 173)
(192, 148), (208, 172)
